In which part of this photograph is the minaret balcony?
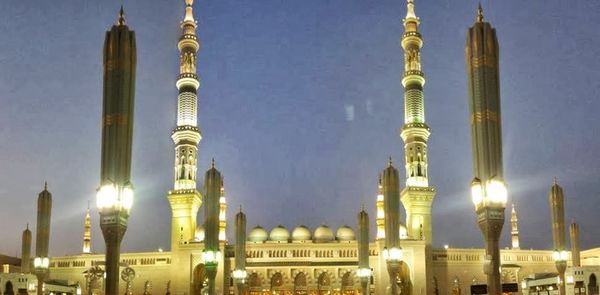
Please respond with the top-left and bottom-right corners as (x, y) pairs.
(178, 35), (199, 51)
(402, 31), (421, 39)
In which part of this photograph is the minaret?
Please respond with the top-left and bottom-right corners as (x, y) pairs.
(570, 220), (581, 267)
(21, 224), (32, 273)
(167, 0), (202, 251)
(375, 177), (385, 240)
(399, 0), (436, 244)
(511, 204), (520, 249)
(82, 205), (92, 254)
(204, 160), (222, 295)
(219, 179), (227, 242)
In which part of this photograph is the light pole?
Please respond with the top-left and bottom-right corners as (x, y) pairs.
(233, 208), (248, 295)
(33, 257), (49, 295)
(553, 250), (568, 295)
(471, 178), (507, 295)
(204, 161), (223, 295)
(357, 208), (371, 295)
(97, 7), (137, 295)
(382, 159), (402, 295)
(383, 247), (403, 295)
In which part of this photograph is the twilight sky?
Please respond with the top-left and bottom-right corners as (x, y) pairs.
(1, 0), (599, 256)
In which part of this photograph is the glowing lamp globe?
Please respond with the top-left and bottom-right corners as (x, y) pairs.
(357, 268), (372, 278)
(383, 247), (403, 262)
(232, 269), (248, 280)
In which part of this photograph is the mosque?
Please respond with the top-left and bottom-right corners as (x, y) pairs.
(3, 1), (600, 295)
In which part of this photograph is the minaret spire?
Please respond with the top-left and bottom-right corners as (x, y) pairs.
(511, 203), (520, 249)
(167, 0), (202, 251)
(477, 4), (484, 23)
(83, 206), (92, 254)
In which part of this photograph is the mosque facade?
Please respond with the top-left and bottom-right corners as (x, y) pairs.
(14, 1), (599, 295)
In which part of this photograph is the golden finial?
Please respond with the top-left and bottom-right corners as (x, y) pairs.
(239, 205), (243, 213)
(388, 156), (393, 167)
(553, 176), (558, 185)
(361, 204), (365, 212)
(117, 6), (126, 26)
(211, 158), (215, 168)
(44, 181), (48, 191)
(477, 3), (484, 23)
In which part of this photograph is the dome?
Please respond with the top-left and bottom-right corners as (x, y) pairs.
(314, 225), (335, 242)
(248, 226), (268, 242)
(195, 225), (205, 242)
(292, 225), (312, 241)
(400, 224), (408, 239)
(269, 225), (290, 242)
(336, 225), (355, 241)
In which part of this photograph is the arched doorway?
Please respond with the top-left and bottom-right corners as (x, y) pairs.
(341, 272), (356, 295)
(271, 272), (285, 294)
(294, 272), (308, 295)
(4, 281), (15, 295)
(318, 272), (332, 295)
(248, 273), (262, 295)
(192, 263), (207, 295)
(394, 261), (412, 295)
(589, 274), (598, 295)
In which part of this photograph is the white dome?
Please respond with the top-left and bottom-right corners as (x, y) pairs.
(248, 226), (268, 242)
(269, 225), (290, 242)
(336, 225), (355, 241)
(400, 224), (408, 239)
(314, 225), (335, 242)
(292, 225), (312, 241)
(195, 225), (205, 241)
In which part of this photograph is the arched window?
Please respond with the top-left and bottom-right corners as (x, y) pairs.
(294, 272), (308, 295)
(589, 274), (598, 295)
(318, 273), (331, 295)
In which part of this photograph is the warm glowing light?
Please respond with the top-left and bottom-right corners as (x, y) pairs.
(357, 268), (372, 278)
(553, 250), (569, 261)
(34, 257), (49, 269)
(471, 179), (483, 206)
(376, 194), (384, 202)
(567, 276), (574, 284)
(487, 180), (507, 205)
(444, 244), (449, 250)
(383, 247), (403, 262)
(521, 281), (527, 290)
(96, 184), (118, 210)
(202, 250), (220, 264)
(232, 269), (248, 280)
(122, 186), (134, 211)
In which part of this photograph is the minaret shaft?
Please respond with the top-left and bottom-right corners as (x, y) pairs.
(83, 208), (92, 253)
(399, 0), (436, 245)
(168, 0), (202, 251)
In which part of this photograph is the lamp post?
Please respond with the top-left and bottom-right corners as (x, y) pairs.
(357, 208), (371, 295)
(33, 257), (49, 295)
(383, 247), (403, 295)
(471, 178), (507, 295)
(233, 208), (248, 295)
(382, 159), (402, 295)
(97, 7), (137, 295)
(553, 250), (568, 295)
(204, 161), (223, 295)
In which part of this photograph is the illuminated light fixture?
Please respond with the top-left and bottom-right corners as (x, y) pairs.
(232, 269), (248, 280)
(552, 250), (569, 261)
(471, 178), (507, 208)
(382, 247), (403, 262)
(202, 250), (221, 264)
(96, 182), (134, 213)
(471, 178), (483, 206)
(33, 257), (49, 269)
(357, 268), (372, 278)
(521, 281), (527, 290)
(76, 283), (82, 295)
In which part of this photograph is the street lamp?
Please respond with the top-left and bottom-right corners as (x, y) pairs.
(384, 247), (403, 295)
(357, 268), (372, 295)
(553, 250), (568, 295)
(232, 269), (248, 294)
(471, 177), (507, 295)
(33, 257), (49, 295)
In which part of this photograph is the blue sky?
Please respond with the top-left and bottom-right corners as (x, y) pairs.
(0, 0), (599, 256)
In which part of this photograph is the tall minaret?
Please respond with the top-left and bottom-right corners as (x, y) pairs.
(511, 204), (520, 249)
(399, 0), (436, 244)
(82, 205), (92, 254)
(21, 224), (32, 273)
(375, 177), (385, 240)
(167, 0), (202, 251)
(35, 183), (52, 261)
(219, 179), (227, 242)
